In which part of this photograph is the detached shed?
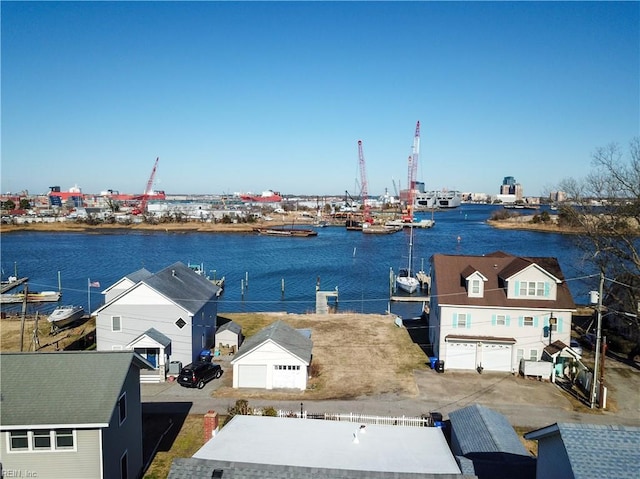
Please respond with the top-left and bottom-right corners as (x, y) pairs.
(230, 320), (312, 390)
(215, 320), (243, 350)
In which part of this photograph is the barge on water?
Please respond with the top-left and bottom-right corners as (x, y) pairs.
(253, 227), (318, 237)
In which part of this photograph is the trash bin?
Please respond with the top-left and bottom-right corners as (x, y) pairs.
(436, 360), (445, 373)
(429, 357), (438, 369)
(430, 412), (443, 427)
(169, 361), (182, 375)
(199, 349), (212, 363)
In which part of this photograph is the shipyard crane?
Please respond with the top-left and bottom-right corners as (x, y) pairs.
(132, 157), (159, 215)
(403, 121), (420, 222)
(358, 140), (373, 224)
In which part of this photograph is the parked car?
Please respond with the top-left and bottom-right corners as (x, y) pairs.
(570, 339), (583, 356)
(177, 362), (222, 389)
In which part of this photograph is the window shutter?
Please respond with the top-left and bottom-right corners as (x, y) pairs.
(558, 317), (563, 333)
(534, 316), (539, 328)
(492, 314), (496, 326)
(514, 281), (519, 296)
(506, 315), (511, 327)
(543, 317), (549, 328)
(518, 316), (524, 327)
(544, 282), (550, 297)
(453, 313), (458, 329)
(466, 314), (471, 329)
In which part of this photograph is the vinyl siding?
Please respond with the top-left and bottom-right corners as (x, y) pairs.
(0, 428), (102, 479)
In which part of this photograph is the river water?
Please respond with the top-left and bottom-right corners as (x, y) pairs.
(0, 205), (599, 318)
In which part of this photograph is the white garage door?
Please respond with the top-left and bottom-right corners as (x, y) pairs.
(481, 343), (512, 372)
(446, 341), (476, 370)
(272, 366), (300, 389)
(238, 365), (267, 388)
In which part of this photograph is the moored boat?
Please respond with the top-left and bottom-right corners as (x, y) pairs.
(47, 305), (85, 330)
(396, 225), (420, 294)
(253, 227), (318, 237)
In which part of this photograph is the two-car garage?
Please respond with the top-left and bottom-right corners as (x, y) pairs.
(444, 336), (515, 372)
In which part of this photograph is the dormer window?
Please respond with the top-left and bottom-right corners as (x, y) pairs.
(471, 279), (481, 295)
(464, 270), (487, 298)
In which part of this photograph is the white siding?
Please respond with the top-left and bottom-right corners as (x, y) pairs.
(232, 341), (307, 390)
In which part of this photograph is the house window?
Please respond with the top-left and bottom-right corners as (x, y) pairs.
(121, 450), (129, 479)
(112, 316), (122, 332)
(471, 279), (480, 294)
(519, 281), (546, 297)
(529, 349), (538, 361)
(55, 429), (74, 449)
(9, 430), (28, 451)
(457, 313), (467, 328)
(118, 392), (127, 425)
(496, 315), (506, 326)
(33, 429), (51, 450)
(523, 316), (534, 327)
(175, 318), (186, 329)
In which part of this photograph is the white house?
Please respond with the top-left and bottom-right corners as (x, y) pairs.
(429, 251), (576, 373)
(95, 262), (221, 382)
(230, 320), (312, 390)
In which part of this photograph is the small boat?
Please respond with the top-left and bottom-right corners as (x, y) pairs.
(48, 305), (85, 331)
(362, 224), (402, 234)
(253, 227), (318, 237)
(396, 226), (420, 294)
(0, 290), (61, 304)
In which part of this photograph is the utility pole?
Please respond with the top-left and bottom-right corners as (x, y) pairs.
(20, 283), (28, 352)
(590, 271), (605, 409)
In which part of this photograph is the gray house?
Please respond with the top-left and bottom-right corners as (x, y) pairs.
(0, 351), (152, 479)
(525, 422), (640, 479)
(448, 404), (535, 479)
(95, 262), (221, 382)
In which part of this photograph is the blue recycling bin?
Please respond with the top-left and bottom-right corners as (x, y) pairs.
(199, 349), (212, 363)
(429, 357), (438, 369)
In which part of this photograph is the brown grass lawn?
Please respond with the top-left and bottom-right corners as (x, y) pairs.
(0, 315), (95, 352)
(214, 312), (428, 400)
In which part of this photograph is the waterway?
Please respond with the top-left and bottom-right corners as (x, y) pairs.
(0, 204), (599, 319)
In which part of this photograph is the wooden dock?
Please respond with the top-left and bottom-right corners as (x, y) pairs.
(0, 277), (28, 294)
(390, 295), (430, 303)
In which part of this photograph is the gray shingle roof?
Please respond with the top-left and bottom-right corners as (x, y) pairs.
(449, 404), (529, 456)
(125, 268), (154, 283)
(168, 458), (473, 479)
(142, 262), (221, 313)
(525, 423), (640, 479)
(232, 320), (312, 364)
(216, 320), (242, 335)
(131, 327), (172, 347)
(0, 351), (151, 427)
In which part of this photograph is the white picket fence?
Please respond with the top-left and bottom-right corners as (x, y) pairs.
(275, 410), (430, 427)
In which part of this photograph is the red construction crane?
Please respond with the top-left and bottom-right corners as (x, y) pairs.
(358, 140), (373, 224)
(132, 157), (159, 215)
(403, 121), (421, 222)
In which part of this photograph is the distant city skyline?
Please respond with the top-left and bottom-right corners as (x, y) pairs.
(2, 2), (638, 197)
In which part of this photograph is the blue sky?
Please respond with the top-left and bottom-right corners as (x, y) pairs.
(2, 1), (638, 197)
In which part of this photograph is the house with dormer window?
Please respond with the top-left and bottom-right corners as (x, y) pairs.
(429, 251), (576, 373)
(95, 262), (221, 382)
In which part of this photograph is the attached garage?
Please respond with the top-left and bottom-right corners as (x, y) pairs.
(481, 343), (513, 372)
(231, 320), (312, 390)
(445, 340), (477, 370)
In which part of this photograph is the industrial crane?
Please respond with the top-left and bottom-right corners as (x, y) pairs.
(403, 121), (420, 222)
(132, 157), (159, 215)
(358, 140), (373, 224)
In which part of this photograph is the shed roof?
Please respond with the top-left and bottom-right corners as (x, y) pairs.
(0, 351), (151, 428)
(448, 404), (530, 456)
(525, 423), (640, 479)
(431, 252), (575, 310)
(216, 320), (242, 335)
(231, 320), (312, 364)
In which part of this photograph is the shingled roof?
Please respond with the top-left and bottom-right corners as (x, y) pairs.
(0, 351), (152, 428)
(431, 252), (575, 310)
(141, 262), (221, 313)
(231, 320), (312, 364)
(525, 423), (640, 479)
